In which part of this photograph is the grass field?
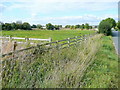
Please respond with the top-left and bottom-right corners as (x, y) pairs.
(2, 30), (95, 41)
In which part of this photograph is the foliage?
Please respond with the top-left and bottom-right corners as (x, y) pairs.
(81, 24), (85, 30)
(85, 23), (89, 29)
(22, 22), (31, 30)
(31, 24), (37, 28)
(37, 24), (43, 29)
(117, 21), (120, 30)
(98, 20), (112, 36)
(46, 23), (54, 30)
(105, 18), (116, 29)
(2, 34), (102, 88)
(81, 36), (118, 88)
(2, 22), (31, 30)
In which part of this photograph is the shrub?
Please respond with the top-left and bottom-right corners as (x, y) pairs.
(98, 20), (112, 36)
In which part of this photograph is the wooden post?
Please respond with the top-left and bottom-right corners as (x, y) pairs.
(56, 40), (59, 49)
(13, 41), (17, 51)
(49, 37), (52, 42)
(75, 36), (78, 44)
(49, 37), (52, 47)
(25, 36), (29, 42)
(68, 38), (70, 47)
(9, 36), (12, 42)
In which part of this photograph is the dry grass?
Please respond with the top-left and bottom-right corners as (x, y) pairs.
(2, 34), (103, 88)
(36, 34), (103, 88)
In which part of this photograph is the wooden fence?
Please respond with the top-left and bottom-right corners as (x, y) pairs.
(0, 36), (52, 42)
(1, 33), (94, 58)
(1, 33), (97, 88)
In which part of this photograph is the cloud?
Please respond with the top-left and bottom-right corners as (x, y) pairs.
(22, 14), (118, 25)
(1, 0), (119, 3)
(0, 0), (118, 25)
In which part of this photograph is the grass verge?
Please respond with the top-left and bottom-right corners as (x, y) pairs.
(81, 36), (119, 88)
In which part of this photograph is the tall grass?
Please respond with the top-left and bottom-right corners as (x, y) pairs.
(81, 36), (118, 88)
(2, 34), (103, 88)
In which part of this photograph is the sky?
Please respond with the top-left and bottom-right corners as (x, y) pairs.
(0, 0), (119, 26)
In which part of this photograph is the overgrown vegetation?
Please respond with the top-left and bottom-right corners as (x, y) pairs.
(2, 34), (102, 88)
(81, 36), (118, 88)
(98, 18), (116, 36)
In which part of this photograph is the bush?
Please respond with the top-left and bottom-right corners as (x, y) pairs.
(98, 20), (112, 36)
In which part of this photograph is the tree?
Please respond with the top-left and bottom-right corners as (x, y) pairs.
(105, 18), (116, 29)
(70, 25), (74, 29)
(16, 23), (23, 30)
(89, 26), (92, 29)
(11, 22), (17, 30)
(59, 25), (62, 28)
(85, 23), (89, 29)
(75, 24), (80, 29)
(65, 25), (71, 28)
(46, 23), (54, 30)
(37, 24), (43, 29)
(4, 23), (12, 30)
(31, 24), (37, 28)
(80, 24), (85, 30)
(98, 20), (112, 36)
(117, 21), (120, 30)
(54, 25), (59, 30)
(1, 22), (5, 30)
(22, 22), (31, 30)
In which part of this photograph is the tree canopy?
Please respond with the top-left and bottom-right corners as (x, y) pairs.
(98, 20), (112, 36)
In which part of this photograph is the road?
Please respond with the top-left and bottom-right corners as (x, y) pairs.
(112, 31), (120, 55)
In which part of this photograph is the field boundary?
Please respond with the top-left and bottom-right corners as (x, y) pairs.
(2, 33), (96, 58)
(1, 32), (98, 88)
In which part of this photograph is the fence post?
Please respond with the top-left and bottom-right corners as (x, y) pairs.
(49, 37), (52, 47)
(75, 36), (78, 44)
(13, 41), (17, 51)
(9, 36), (12, 42)
(68, 38), (70, 47)
(56, 40), (59, 49)
(25, 36), (29, 42)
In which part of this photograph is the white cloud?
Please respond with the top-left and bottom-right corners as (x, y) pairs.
(0, 0), (118, 25)
(1, 0), (119, 3)
(21, 14), (117, 25)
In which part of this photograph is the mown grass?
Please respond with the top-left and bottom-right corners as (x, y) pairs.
(81, 36), (118, 88)
(2, 30), (95, 41)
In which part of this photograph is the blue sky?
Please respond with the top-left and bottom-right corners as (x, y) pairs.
(0, 0), (119, 26)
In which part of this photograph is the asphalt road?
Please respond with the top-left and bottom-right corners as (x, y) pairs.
(112, 31), (120, 55)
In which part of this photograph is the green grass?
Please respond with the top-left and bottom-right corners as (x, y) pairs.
(2, 34), (102, 88)
(2, 30), (95, 41)
(81, 36), (118, 88)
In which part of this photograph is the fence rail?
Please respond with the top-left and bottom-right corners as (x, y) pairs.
(1, 33), (96, 58)
(0, 36), (52, 42)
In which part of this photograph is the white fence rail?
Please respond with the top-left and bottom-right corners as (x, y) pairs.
(0, 36), (52, 42)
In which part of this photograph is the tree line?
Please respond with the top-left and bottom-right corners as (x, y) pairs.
(65, 23), (93, 30)
(0, 22), (94, 31)
(1, 18), (119, 32)
(0, 22), (63, 30)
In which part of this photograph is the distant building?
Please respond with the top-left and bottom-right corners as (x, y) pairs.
(42, 26), (46, 29)
(92, 25), (98, 29)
